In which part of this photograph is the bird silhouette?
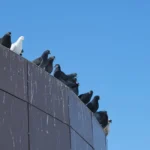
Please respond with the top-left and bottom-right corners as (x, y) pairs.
(95, 111), (108, 128)
(78, 90), (93, 104)
(45, 56), (55, 74)
(54, 64), (77, 81)
(10, 36), (24, 55)
(32, 50), (50, 67)
(87, 95), (100, 113)
(0, 32), (11, 48)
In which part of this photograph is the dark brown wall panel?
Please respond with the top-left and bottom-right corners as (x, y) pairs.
(0, 45), (27, 101)
(0, 90), (28, 150)
(69, 92), (93, 147)
(28, 62), (69, 124)
(29, 105), (70, 150)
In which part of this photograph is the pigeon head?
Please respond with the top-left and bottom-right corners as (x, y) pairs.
(2, 32), (11, 39)
(48, 56), (55, 63)
(42, 50), (50, 58)
(19, 36), (24, 41)
(54, 64), (60, 68)
(94, 95), (100, 101)
(89, 90), (93, 94)
(6, 32), (11, 36)
(46, 50), (50, 54)
(50, 56), (55, 60)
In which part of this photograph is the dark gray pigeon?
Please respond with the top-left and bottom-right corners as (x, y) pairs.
(86, 95), (100, 113)
(78, 90), (93, 104)
(45, 56), (55, 74)
(0, 32), (11, 48)
(54, 64), (77, 81)
(32, 50), (50, 67)
(95, 111), (108, 128)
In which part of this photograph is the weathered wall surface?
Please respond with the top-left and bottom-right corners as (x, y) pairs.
(0, 45), (107, 150)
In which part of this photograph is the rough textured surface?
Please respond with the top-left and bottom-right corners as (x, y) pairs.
(0, 45), (27, 101)
(28, 62), (69, 124)
(0, 90), (28, 150)
(92, 114), (107, 150)
(71, 129), (94, 150)
(0, 45), (107, 150)
(29, 106), (70, 150)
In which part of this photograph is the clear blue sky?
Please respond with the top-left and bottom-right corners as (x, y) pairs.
(1, 0), (150, 150)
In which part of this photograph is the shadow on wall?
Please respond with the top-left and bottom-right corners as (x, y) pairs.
(0, 45), (107, 150)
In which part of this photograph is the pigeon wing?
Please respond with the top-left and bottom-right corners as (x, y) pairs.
(15, 41), (23, 55)
(32, 57), (42, 66)
(45, 64), (53, 74)
(10, 43), (16, 51)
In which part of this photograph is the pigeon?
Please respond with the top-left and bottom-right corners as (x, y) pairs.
(86, 95), (100, 113)
(32, 50), (50, 67)
(71, 82), (79, 95)
(0, 32), (11, 48)
(95, 111), (108, 128)
(54, 64), (77, 81)
(10, 36), (24, 55)
(103, 119), (112, 136)
(45, 56), (55, 74)
(78, 90), (93, 104)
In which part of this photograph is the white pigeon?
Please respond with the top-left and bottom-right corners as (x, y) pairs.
(10, 36), (24, 55)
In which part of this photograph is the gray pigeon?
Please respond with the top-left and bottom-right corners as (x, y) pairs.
(0, 32), (11, 48)
(45, 56), (55, 74)
(87, 95), (100, 113)
(78, 90), (93, 104)
(54, 64), (77, 81)
(32, 50), (50, 67)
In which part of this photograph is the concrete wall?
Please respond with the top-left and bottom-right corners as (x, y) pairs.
(0, 44), (107, 150)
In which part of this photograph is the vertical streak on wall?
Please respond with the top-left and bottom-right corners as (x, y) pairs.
(27, 61), (30, 150)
